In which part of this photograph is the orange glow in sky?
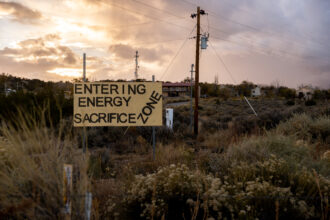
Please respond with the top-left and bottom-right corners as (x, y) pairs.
(0, 0), (329, 88)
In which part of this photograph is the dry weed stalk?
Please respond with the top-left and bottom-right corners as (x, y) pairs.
(313, 169), (326, 220)
(275, 200), (279, 220)
(151, 178), (157, 220)
(191, 190), (200, 220)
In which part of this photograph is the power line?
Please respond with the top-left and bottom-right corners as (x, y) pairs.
(210, 35), (330, 64)
(160, 25), (196, 80)
(133, 38), (185, 46)
(99, 0), (192, 31)
(179, 0), (330, 51)
(209, 39), (258, 116)
(208, 24), (330, 59)
(111, 21), (165, 29)
(217, 0), (330, 49)
(106, 0), (312, 79)
(204, 20), (330, 62)
(130, 0), (187, 20)
(209, 40), (237, 84)
(106, 0), (330, 59)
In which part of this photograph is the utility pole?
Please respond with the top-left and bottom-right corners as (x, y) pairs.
(193, 7), (201, 136)
(191, 7), (206, 136)
(82, 53), (87, 153)
(134, 51), (139, 80)
(83, 53), (86, 81)
(82, 54), (91, 219)
(152, 75), (156, 160)
(190, 64), (194, 132)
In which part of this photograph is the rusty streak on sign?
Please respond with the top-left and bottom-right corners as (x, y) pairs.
(73, 82), (162, 127)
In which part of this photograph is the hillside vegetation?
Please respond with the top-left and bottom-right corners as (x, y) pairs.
(0, 94), (329, 219)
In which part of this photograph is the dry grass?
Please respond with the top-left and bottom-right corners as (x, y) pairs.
(0, 109), (90, 219)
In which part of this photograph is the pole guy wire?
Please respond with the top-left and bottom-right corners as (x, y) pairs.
(209, 39), (258, 116)
(160, 25), (197, 80)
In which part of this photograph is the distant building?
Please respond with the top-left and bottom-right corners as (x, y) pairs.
(251, 86), (261, 97)
(219, 84), (238, 97)
(162, 82), (192, 97)
(5, 88), (16, 96)
(296, 86), (313, 100)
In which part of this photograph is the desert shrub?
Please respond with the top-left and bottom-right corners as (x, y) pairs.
(286, 100), (295, 105)
(220, 114), (232, 123)
(98, 112), (330, 219)
(0, 110), (89, 219)
(310, 117), (330, 143)
(86, 127), (127, 150)
(276, 114), (330, 144)
(225, 133), (329, 176)
(199, 129), (237, 153)
(305, 99), (316, 106)
(154, 144), (194, 168)
(155, 126), (176, 144)
(201, 153), (329, 219)
(231, 116), (258, 135)
(111, 160), (329, 219)
(205, 165), (326, 219)
(201, 119), (218, 133)
(123, 164), (210, 219)
(88, 148), (116, 179)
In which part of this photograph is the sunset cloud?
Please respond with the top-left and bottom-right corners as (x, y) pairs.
(0, 0), (329, 87)
(0, 34), (78, 66)
(109, 43), (171, 64)
(0, 1), (41, 23)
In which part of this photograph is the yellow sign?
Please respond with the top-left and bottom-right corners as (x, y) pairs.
(73, 82), (163, 127)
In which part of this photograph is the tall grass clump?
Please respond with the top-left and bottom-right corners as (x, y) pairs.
(276, 113), (330, 144)
(0, 108), (89, 219)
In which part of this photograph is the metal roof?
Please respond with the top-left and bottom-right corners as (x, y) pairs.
(162, 82), (192, 87)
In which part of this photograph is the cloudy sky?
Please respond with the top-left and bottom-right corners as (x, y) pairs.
(0, 0), (329, 88)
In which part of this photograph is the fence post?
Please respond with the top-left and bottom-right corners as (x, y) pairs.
(63, 164), (73, 220)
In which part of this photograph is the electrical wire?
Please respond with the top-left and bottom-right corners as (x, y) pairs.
(103, 0), (330, 60)
(210, 35), (330, 64)
(133, 38), (186, 46)
(209, 40), (237, 84)
(127, 0), (330, 58)
(206, 13), (210, 33)
(209, 39), (258, 116)
(130, 0), (187, 20)
(218, 0), (330, 49)
(208, 24), (330, 59)
(159, 25), (196, 80)
(179, 0), (330, 51)
(99, 0), (192, 31)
